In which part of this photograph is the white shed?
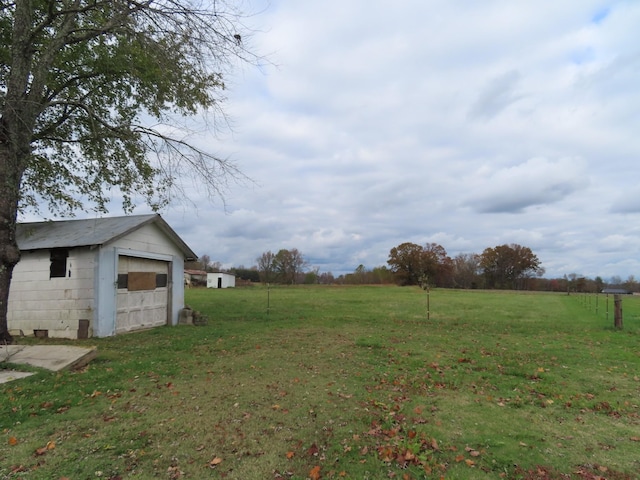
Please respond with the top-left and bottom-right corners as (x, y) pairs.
(207, 272), (236, 289)
(8, 214), (197, 339)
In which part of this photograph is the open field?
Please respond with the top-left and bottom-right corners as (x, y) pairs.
(2, 286), (640, 479)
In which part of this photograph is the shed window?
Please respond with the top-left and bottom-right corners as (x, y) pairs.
(156, 274), (168, 288)
(50, 249), (69, 278)
(117, 274), (128, 289)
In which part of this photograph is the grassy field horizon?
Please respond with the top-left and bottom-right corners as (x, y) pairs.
(2, 286), (639, 479)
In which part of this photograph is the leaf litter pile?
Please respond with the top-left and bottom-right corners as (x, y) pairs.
(2, 287), (639, 479)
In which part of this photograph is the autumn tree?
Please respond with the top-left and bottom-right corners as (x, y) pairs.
(387, 242), (452, 286)
(273, 248), (306, 284)
(479, 244), (542, 290)
(425, 242), (454, 287)
(318, 271), (335, 284)
(387, 242), (423, 285)
(452, 253), (482, 289)
(0, 1), (260, 342)
(199, 254), (212, 272)
(256, 251), (276, 283)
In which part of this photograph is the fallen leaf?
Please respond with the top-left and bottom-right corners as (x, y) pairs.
(307, 443), (319, 456)
(35, 446), (48, 456)
(309, 465), (321, 480)
(8, 436), (18, 446)
(430, 438), (439, 451)
(286, 451), (295, 459)
(209, 457), (222, 468)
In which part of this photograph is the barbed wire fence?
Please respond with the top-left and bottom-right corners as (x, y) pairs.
(575, 292), (626, 329)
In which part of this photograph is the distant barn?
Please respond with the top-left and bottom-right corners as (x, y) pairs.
(601, 288), (633, 295)
(184, 269), (207, 287)
(207, 272), (236, 289)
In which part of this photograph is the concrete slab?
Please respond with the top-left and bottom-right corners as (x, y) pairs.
(0, 345), (97, 379)
(0, 370), (35, 383)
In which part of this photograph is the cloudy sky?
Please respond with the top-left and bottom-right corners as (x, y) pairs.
(28, 0), (640, 280)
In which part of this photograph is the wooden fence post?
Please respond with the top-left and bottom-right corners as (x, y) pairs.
(614, 294), (623, 329)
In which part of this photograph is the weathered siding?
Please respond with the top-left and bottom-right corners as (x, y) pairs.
(8, 248), (95, 338)
(111, 223), (184, 258)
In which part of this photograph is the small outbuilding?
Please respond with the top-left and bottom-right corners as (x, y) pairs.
(207, 272), (236, 289)
(8, 214), (197, 339)
(184, 269), (207, 287)
(601, 288), (633, 295)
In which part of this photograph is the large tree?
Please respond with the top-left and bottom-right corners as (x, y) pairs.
(256, 250), (276, 284)
(273, 248), (306, 285)
(0, 0), (259, 342)
(387, 242), (452, 286)
(480, 244), (542, 290)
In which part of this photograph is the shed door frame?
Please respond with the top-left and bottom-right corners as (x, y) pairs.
(114, 248), (173, 332)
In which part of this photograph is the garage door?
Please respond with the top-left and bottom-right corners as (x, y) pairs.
(116, 256), (170, 334)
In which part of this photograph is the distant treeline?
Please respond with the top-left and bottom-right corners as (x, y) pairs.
(186, 243), (635, 292)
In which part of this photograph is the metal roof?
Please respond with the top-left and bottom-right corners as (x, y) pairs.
(16, 214), (197, 260)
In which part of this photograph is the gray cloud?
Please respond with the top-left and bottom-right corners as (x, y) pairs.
(468, 70), (524, 120)
(464, 157), (588, 214)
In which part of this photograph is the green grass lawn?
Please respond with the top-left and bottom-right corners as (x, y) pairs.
(2, 286), (639, 479)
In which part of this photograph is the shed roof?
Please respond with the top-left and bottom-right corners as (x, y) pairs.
(16, 214), (197, 260)
(601, 288), (632, 294)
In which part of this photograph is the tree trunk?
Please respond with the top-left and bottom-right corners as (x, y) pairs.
(0, 0), (39, 342)
(0, 145), (22, 344)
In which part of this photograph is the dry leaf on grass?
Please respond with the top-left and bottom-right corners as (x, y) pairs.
(309, 465), (321, 480)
